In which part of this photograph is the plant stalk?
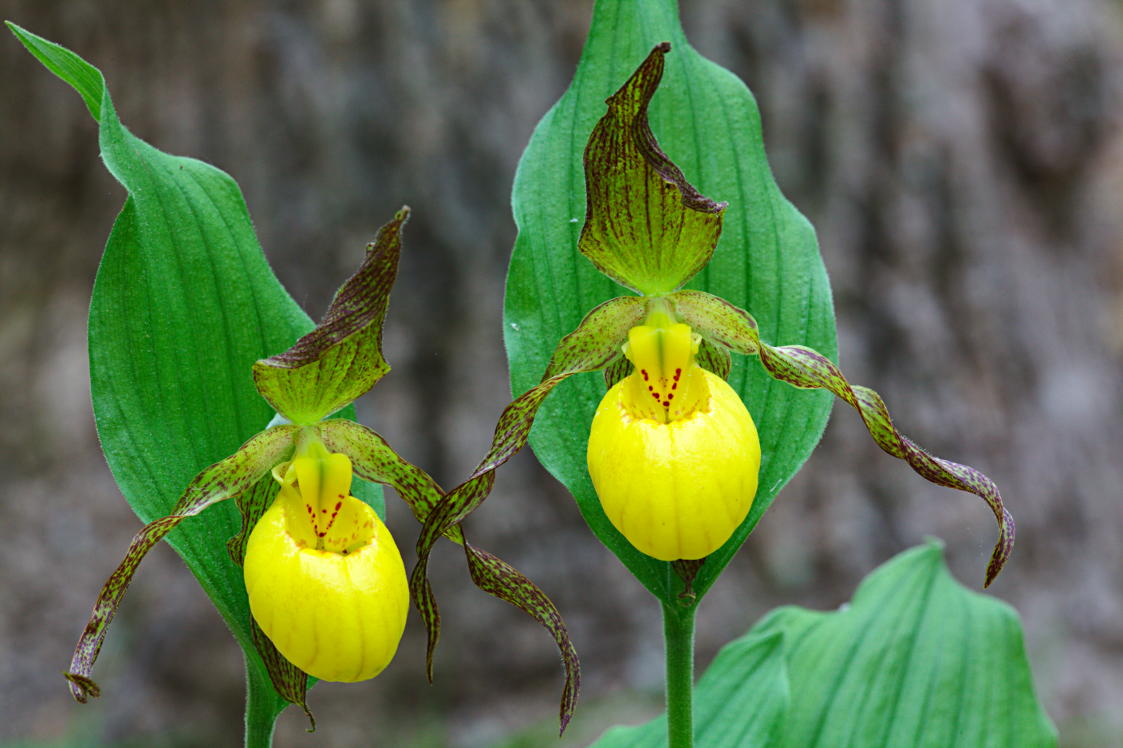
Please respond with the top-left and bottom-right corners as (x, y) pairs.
(662, 601), (697, 748)
(244, 659), (282, 748)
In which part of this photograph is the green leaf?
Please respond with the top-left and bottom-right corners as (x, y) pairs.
(757, 541), (1055, 747)
(578, 43), (725, 296)
(592, 542), (1054, 748)
(8, 22), (381, 736)
(589, 632), (789, 748)
(252, 208), (408, 425)
(504, 0), (836, 603)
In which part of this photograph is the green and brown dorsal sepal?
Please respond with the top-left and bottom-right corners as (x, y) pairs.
(579, 42), (726, 296)
(252, 207), (409, 426)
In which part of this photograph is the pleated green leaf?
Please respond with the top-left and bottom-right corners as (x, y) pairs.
(592, 542), (1054, 747)
(504, 0), (836, 604)
(759, 541), (1054, 747)
(589, 632), (789, 748)
(8, 22), (381, 737)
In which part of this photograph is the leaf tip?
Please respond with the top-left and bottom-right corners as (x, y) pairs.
(4, 20), (29, 41)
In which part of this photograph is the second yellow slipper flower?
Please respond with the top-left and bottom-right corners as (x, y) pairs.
(587, 311), (761, 561)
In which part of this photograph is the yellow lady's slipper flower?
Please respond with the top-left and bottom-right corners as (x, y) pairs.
(244, 440), (409, 683)
(587, 311), (761, 561)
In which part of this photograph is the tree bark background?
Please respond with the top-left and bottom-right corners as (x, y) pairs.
(1, 0), (1120, 745)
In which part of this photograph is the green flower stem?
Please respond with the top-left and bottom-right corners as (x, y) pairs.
(244, 658), (283, 748)
(662, 601), (697, 748)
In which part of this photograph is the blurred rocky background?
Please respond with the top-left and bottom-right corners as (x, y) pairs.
(2, 0), (1121, 746)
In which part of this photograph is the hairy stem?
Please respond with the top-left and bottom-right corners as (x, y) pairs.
(243, 657), (283, 748)
(663, 601), (696, 748)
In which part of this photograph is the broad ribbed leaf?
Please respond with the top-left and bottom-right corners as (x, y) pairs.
(8, 23), (381, 736)
(504, 0), (836, 604)
(589, 632), (789, 748)
(252, 208), (407, 425)
(590, 541), (1053, 747)
(756, 542), (1055, 747)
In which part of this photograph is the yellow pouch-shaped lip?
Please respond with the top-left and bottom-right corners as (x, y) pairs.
(588, 369), (760, 561)
(244, 491), (409, 683)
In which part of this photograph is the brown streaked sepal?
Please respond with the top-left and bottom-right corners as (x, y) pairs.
(695, 337), (732, 380)
(579, 43), (726, 295)
(603, 353), (633, 390)
(228, 474), (314, 727)
(252, 207), (409, 425)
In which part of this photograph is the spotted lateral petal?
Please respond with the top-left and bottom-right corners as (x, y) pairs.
(696, 337), (732, 381)
(65, 425), (298, 702)
(603, 354), (633, 390)
(252, 208), (409, 425)
(318, 419), (580, 731)
(464, 543), (580, 734)
(227, 474), (313, 728)
(318, 418), (448, 532)
(318, 418), (458, 681)
(579, 43), (726, 296)
(671, 289), (1014, 587)
(409, 295), (643, 728)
